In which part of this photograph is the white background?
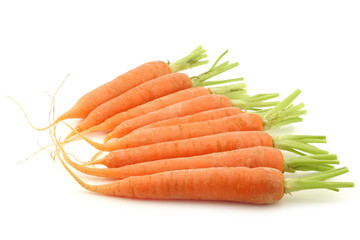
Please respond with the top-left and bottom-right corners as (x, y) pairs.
(1, 0), (359, 239)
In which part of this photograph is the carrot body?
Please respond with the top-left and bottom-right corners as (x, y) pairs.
(105, 94), (233, 140)
(62, 164), (284, 204)
(138, 107), (243, 130)
(64, 146), (284, 179)
(84, 87), (211, 133)
(58, 61), (170, 121)
(73, 72), (192, 133)
(91, 131), (273, 168)
(106, 113), (263, 149)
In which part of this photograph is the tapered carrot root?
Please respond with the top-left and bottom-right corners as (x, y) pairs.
(83, 131), (329, 168)
(61, 157), (285, 204)
(58, 152), (353, 204)
(59, 45), (208, 121)
(58, 144), (339, 179)
(86, 131), (273, 167)
(64, 72), (193, 141)
(58, 61), (172, 121)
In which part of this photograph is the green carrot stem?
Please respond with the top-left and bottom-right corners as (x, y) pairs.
(271, 118), (303, 128)
(200, 78), (245, 87)
(208, 50), (229, 71)
(303, 154), (338, 160)
(246, 93), (280, 102)
(191, 62), (239, 87)
(284, 154), (339, 173)
(273, 135), (329, 155)
(229, 93), (280, 111)
(190, 50), (240, 87)
(284, 167), (354, 193)
(277, 135), (327, 142)
(261, 89), (306, 130)
(294, 164), (335, 172)
(267, 89), (301, 116)
(168, 45), (209, 72)
(208, 82), (247, 95)
(285, 180), (354, 193)
(300, 167), (349, 181)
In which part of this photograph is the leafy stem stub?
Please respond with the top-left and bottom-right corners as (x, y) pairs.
(168, 45), (209, 73)
(273, 135), (329, 155)
(284, 167), (354, 193)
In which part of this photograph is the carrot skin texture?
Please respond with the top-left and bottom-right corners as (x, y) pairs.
(106, 94), (233, 140)
(65, 146), (284, 179)
(58, 61), (171, 120)
(96, 131), (273, 168)
(111, 113), (264, 149)
(85, 167), (284, 204)
(139, 107), (243, 130)
(74, 72), (193, 132)
(87, 87), (211, 133)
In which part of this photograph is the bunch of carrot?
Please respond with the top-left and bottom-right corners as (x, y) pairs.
(19, 45), (354, 204)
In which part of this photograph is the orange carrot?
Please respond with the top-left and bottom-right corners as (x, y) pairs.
(59, 145), (339, 179)
(58, 61), (171, 121)
(102, 92), (280, 142)
(24, 46), (208, 130)
(63, 50), (242, 140)
(83, 131), (328, 168)
(59, 155), (354, 204)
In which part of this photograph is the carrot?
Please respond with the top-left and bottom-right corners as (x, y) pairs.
(82, 131), (328, 168)
(59, 145), (339, 179)
(63, 51), (242, 141)
(58, 154), (354, 204)
(102, 90), (280, 141)
(25, 46), (209, 131)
